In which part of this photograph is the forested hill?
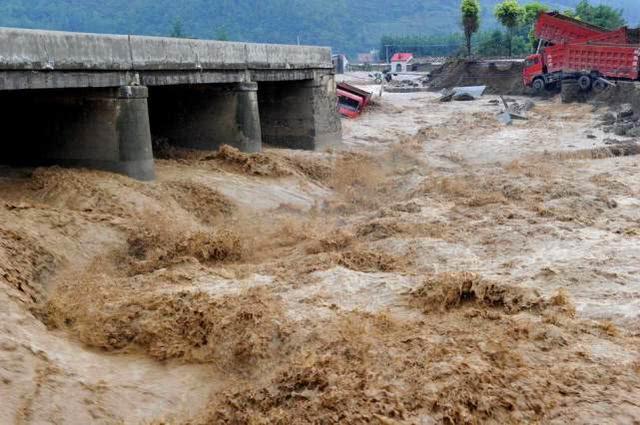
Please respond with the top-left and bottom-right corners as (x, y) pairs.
(0, 0), (637, 55)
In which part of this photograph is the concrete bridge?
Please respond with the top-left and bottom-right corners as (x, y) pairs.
(0, 28), (341, 180)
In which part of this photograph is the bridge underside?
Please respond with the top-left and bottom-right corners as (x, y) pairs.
(0, 86), (155, 180)
(0, 69), (325, 91)
(148, 83), (262, 154)
(0, 71), (341, 180)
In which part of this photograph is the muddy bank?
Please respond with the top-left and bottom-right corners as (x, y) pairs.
(592, 82), (640, 112)
(429, 59), (530, 95)
(560, 80), (640, 114)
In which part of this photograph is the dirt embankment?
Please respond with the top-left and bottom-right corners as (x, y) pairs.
(591, 82), (640, 112)
(555, 76), (640, 111)
(429, 59), (530, 95)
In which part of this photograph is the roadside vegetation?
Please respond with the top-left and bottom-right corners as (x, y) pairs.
(381, 0), (627, 59)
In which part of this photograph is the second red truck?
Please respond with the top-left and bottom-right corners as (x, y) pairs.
(523, 12), (640, 92)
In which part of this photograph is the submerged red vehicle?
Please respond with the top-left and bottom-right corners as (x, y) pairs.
(523, 12), (640, 92)
(337, 82), (372, 118)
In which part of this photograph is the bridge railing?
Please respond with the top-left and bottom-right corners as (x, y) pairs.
(0, 27), (333, 71)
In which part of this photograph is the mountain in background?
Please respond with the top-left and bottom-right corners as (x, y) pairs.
(0, 0), (637, 56)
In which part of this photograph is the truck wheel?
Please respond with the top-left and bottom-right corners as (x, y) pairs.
(532, 78), (545, 92)
(578, 75), (592, 91)
(593, 79), (607, 92)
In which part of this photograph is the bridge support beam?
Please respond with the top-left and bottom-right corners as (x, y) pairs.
(148, 82), (262, 153)
(234, 82), (263, 153)
(0, 85), (155, 180)
(258, 75), (342, 150)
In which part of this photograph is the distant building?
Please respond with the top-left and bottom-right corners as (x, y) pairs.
(390, 53), (413, 73)
(332, 54), (349, 74)
(357, 51), (378, 64)
(357, 53), (373, 64)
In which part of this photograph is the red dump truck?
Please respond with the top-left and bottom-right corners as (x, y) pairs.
(523, 12), (640, 92)
(336, 82), (372, 118)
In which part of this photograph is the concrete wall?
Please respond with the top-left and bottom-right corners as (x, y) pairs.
(0, 27), (332, 73)
(258, 75), (341, 150)
(0, 28), (132, 71)
(0, 27), (334, 90)
(391, 61), (409, 73)
(0, 86), (154, 180)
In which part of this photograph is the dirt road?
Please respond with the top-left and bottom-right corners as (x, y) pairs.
(1, 90), (639, 424)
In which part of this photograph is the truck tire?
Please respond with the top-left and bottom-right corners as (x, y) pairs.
(593, 79), (607, 92)
(578, 75), (592, 91)
(532, 78), (545, 92)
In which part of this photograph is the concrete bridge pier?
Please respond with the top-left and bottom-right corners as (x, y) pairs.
(148, 82), (262, 153)
(110, 86), (155, 180)
(0, 85), (155, 180)
(233, 82), (263, 153)
(258, 74), (342, 150)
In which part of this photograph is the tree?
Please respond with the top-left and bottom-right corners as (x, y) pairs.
(461, 0), (480, 57)
(522, 2), (548, 49)
(494, 0), (524, 57)
(169, 17), (186, 38)
(477, 30), (507, 56)
(571, 0), (625, 29)
(523, 2), (548, 26)
(511, 35), (529, 55)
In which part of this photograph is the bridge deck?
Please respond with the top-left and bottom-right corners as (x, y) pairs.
(0, 27), (333, 90)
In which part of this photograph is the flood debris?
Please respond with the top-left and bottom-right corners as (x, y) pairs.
(384, 74), (431, 93)
(599, 103), (640, 137)
(496, 96), (531, 124)
(497, 111), (514, 125)
(439, 85), (486, 102)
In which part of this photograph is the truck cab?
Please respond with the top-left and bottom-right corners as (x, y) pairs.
(336, 82), (372, 119)
(337, 88), (365, 118)
(523, 54), (544, 89)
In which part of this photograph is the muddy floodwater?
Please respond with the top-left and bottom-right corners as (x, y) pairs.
(1, 90), (639, 424)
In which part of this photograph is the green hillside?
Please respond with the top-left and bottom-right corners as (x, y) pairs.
(0, 0), (636, 55)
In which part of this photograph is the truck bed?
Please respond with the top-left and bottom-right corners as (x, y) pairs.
(536, 12), (608, 45)
(544, 43), (640, 80)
